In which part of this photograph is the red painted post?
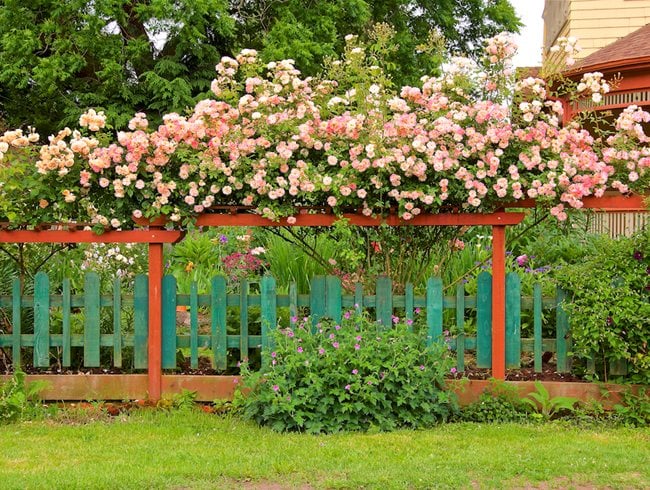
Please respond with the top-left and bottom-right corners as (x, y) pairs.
(491, 225), (506, 380)
(148, 242), (164, 401)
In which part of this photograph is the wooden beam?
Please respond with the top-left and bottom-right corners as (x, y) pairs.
(0, 229), (183, 244)
(195, 211), (526, 227)
(504, 194), (647, 212)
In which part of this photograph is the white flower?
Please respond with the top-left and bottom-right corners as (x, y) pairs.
(250, 247), (266, 256)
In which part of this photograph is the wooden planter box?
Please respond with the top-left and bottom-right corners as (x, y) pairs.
(1, 374), (641, 408)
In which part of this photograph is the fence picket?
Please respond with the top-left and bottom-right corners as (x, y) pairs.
(190, 281), (199, 369)
(426, 277), (443, 345)
(211, 276), (227, 370)
(240, 279), (249, 362)
(309, 276), (326, 326)
(476, 271), (492, 368)
(62, 278), (72, 367)
(556, 287), (569, 373)
(354, 283), (363, 312)
(325, 275), (342, 324)
(505, 272), (521, 368)
(33, 272), (50, 367)
(405, 283), (414, 331)
(261, 275), (277, 364)
(609, 359), (628, 376)
(161, 275), (177, 369)
(456, 283), (465, 372)
(375, 276), (392, 329)
(133, 274), (148, 369)
(533, 283), (542, 372)
(289, 282), (298, 328)
(11, 278), (21, 368)
(112, 277), (122, 368)
(83, 272), (101, 367)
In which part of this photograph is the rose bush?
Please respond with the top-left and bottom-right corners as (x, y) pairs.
(0, 32), (648, 230)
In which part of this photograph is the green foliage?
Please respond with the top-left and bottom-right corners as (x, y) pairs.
(238, 312), (458, 433)
(167, 228), (267, 293)
(0, 369), (48, 424)
(612, 387), (650, 428)
(459, 379), (530, 423)
(250, 0), (520, 86)
(522, 381), (578, 421)
(0, 0), (236, 135)
(0, 1), (520, 132)
(157, 389), (198, 412)
(261, 230), (334, 294)
(554, 231), (650, 383)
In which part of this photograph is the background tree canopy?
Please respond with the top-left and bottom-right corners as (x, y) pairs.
(0, 0), (520, 134)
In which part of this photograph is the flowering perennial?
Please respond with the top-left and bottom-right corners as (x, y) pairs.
(0, 33), (648, 229)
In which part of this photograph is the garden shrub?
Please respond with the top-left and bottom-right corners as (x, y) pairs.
(0, 369), (48, 424)
(238, 312), (458, 433)
(554, 230), (650, 383)
(612, 387), (650, 427)
(459, 379), (531, 423)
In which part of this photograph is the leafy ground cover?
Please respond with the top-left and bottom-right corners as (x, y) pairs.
(0, 410), (648, 489)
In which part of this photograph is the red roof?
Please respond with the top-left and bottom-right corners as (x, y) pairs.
(575, 23), (650, 72)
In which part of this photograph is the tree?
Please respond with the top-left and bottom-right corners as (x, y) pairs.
(0, 0), (520, 134)
(237, 0), (521, 85)
(0, 0), (236, 134)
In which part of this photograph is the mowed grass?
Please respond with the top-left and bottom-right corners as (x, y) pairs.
(0, 410), (648, 489)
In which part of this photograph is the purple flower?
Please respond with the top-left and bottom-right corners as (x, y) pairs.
(335, 324), (341, 330)
(297, 346), (303, 353)
(450, 367), (457, 374)
(271, 351), (277, 358)
(419, 365), (425, 371)
(633, 250), (643, 261)
(355, 335), (362, 342)
(344, 311), (351, 319)
(415, 308), (421, 315)
(318, 348), (326, 355)
(354, 344), (361, 350)
(332, 342), (339, 349)
(290, 316), (298, 323)
(272, 385), (279, 392)
(329, 333), (336, 340)
(345, 384), (351, 391)
(219, 234), (228, 244)
(352, 369), (358, 375)
(406, 319), (413, 326)
(392, 315), (399, 324)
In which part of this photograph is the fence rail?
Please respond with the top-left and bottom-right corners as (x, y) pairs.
(0, 271), (586, 375)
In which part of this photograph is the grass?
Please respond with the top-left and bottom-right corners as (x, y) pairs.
(0, 410), (648, 489)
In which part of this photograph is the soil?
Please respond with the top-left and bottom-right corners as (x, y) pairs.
(448, 365), (586, 383)
(7, 357), (586, 382)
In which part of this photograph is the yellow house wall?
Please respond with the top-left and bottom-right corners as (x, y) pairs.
(544, 0), (650, 59)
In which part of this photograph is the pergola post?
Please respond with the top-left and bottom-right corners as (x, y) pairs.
(147, 241), (164, 401)
(491, 224), (507, 379)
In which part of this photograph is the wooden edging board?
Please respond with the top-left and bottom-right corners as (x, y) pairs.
(0, 375), (642, 408)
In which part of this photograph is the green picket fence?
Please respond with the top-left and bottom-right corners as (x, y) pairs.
(0, 271), (575, 373)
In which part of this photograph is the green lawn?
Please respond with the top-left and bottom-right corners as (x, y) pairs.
(0, 411), (648, 489)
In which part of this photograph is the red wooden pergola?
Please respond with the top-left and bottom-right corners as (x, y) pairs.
(0, 193), (646, 400)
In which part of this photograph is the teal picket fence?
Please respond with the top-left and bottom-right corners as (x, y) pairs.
(0, 271), (593, 375)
